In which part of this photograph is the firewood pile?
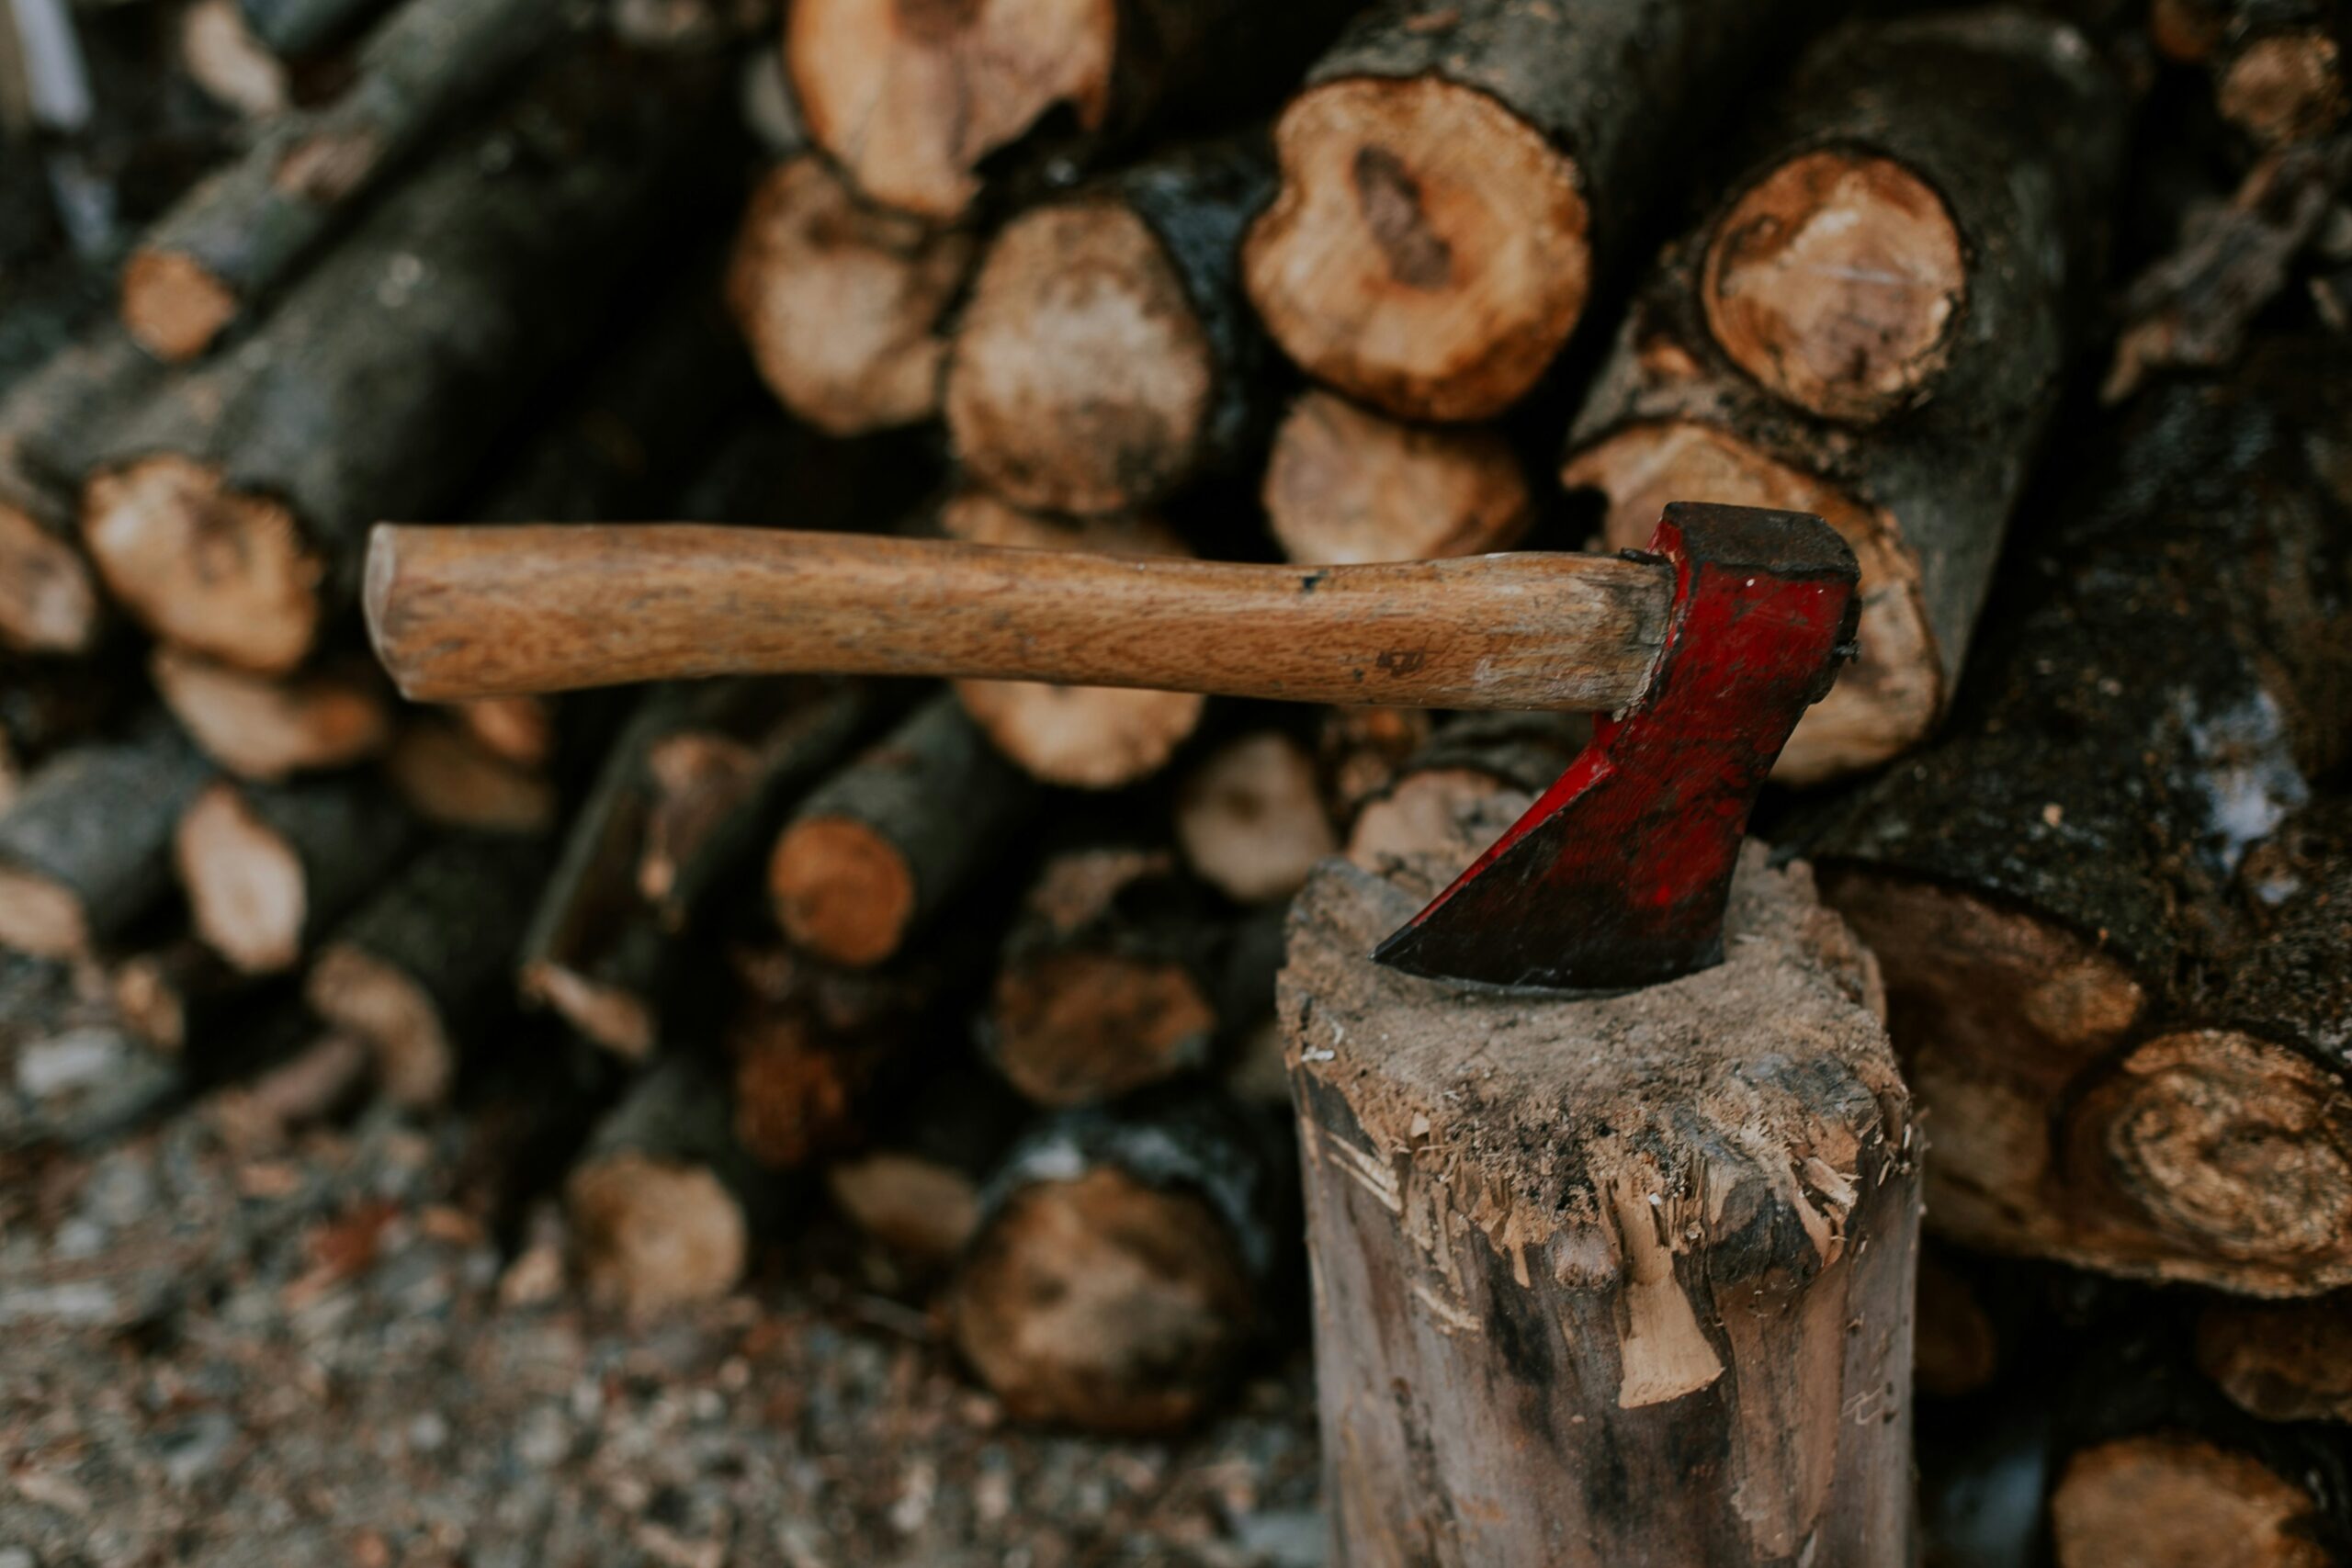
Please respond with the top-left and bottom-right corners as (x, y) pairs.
(0, 0), (2348, 1559)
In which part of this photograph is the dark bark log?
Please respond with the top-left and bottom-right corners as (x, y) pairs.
(83, 46), (737, 674)
(728, 154), (978, 435)
(306, 830), (549, 1107)
(786, 0), (1357, 222)
(1242, 0), (1833, 423)
(1171, 728), (1336, 905)
(175, 774), (415, 976)
(0, 715), (214, 959)
(565, 1051), (791, 1317)
(1282, 782), (1916, 1566)
(949, 1089), (1292, 1434)
(944, 131), (1276, 515)
(823, 1060), (1026, 1266)
(1261, 389), (1530, 567)
(111, 936), (266, 1054)
(236, 0), (394, 59)
(0, 656), (128, 809)
(1563, 9), (2132, 785)
(767, 691), (1038, 969)
(1798, 340), (2352, 1296)
(120, 0), (567, 362)
(151, 646), (393, 782)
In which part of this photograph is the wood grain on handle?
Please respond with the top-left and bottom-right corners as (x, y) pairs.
(365, 524), (1673, 709)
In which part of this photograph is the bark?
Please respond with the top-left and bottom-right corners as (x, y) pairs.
(767, 691), (1038, 969)
(0, 656), (128, 808)
(119, 0), (567, 362)
(1282, 783), (1916, 1566)
(235, 0), (393, 58)
(822, 1060), (1026, 1266)
(727, 153), (978, 435)
(786, 0), (1358, 221)
(306, 830), (550, 1107)
(1171, 728), (1336, 904)
(151, 647), (393, 782)
(1242, 0), (1832, 422)
(175, 774), (415, 975)
(944, 131), (1276, 515)
(1261, 389), (1530, 566)
(565, 1051), (790, 1318)
(1563, 8), (2132, 785)
(0, 715), (215, 960)
(1798, 340), (2352, 1296)
(948, 1089), (1292, 1434)
(84, 46), (737, 674)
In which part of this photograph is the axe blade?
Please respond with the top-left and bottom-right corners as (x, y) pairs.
(1373, 503), (1859, 991)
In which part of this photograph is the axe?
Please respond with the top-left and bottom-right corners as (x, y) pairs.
(362, 502), (1857, 990)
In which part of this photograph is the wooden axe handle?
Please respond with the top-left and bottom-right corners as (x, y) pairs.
(366, 524), (1673, 708)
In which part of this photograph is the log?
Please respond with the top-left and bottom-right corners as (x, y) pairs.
(948, 1090), (1291, 1434)
(84, 46), (734, 674)
(2202, 0), (2348, 145)
(1171, 728), (1336, 904)
(2051, 1438), (2335, 1568)
(119, 0), (566, 362)
(1799, 340), (2352, 1295)
(985, 845), (1282, 1108)
(152, 646), (393, 782)
(1562, 8), (2132, 785)
(767, 691), (1037, 968)
(111, 937), (265, 1054)
(383, 716), (556, 834)
(0, 656), (127, 811)
(452, 698), (553, 771)
(565, 1051), (787, 1318)
(2198, 1293), (2352, 1424)
(786, 0), (1357, 222)
(0, 716), (215, 959)
(235, 0), (394, 59)
(934, 490), (1208, 789)
(1313, 704), (1433, 832)
(823, 1061), (1025, 1266)
(1282, 771), (1916, 1563)
(175, 775), (414, 975)
(305, 830), (549, 1106)
(1342, 708), (1589, 874)
(727, 154), (978, 436)
(1241, 0), (1827, 423)
(1261, 389), (1531, 567)
(944, 132), (1276, 516)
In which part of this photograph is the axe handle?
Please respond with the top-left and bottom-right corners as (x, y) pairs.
(365, 523), (1673, 708)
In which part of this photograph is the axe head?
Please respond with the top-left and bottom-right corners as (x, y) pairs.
(1374, 502), (1859, 991)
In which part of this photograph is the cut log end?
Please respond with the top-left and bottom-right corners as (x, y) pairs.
(175, 781), (307, 974)
(120, 247), (243, 365)
(1262, 390), (1531, 564)
(386, 720), (556, 833)
(951, 1165), (1255, 1435)
(991, 949), (1218, 1107)
(1175, 731), (1338, 903)
(454, 697), (554, 769)
(0, 866), (89, 959)
(82, 456), (322, 675)
(2196, 1296), (2352, 1425)
(726, 155), (977, 435)
(521, 960), (655, 1060)
(768, 815), (916, 970)
(825, 1152), (984, 1262)
(786, 0), (1118, 220)
(2218, 31), (2347, 146)
(152, 648), (392, 781)
(2051, 1436), (2332, 1568)
(1245, 75), (1589, 422)
(946, 200), (1215, 515)
(307, 942), (454, 1108)
(567, 1150), (748, 1318)
(0, 502), (103, 656)
(1701, 150), (1967, 423)
(1563, 419), (1939, 782)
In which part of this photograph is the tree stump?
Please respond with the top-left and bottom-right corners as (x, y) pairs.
(1279, 820), (1918, 1565)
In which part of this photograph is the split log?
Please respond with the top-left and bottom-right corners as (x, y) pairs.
(823, 1062), (1025, 1266)
(786, 0), (1357, 222)
(767, 692), (1037, 968)
(1342, 709), (1589, 873)
(985, 845), (1283, 1108)
(566, 1051), (788, 1317)
(944, 132), (1276, 515)
(1241, 0), (1827, 423)
(727, 154), (978, 436)
(306, 831), (549, 1106)
(383, 717), (556, 834)
(175, 775), (414, 975)
(1261, 389), (1531, 566)
(119, 0), (566, 362)
(1562, 9), (2132, 784)
(2199, 1292), (2352, 1424)
(2052, 1438), (2336, 1568)
(84, 47), (734, 673)
(1282, 790), (1917, 1563)
(937, 490), (1207, 788)
(521, 679), (874, 1057)
(0, 716), (214, 959)
(949, 1090), (1291, 1434)
(152, 647), (393, 781)
(1171, 728), (1335, 904)
(1799, 341), (2352, 1296)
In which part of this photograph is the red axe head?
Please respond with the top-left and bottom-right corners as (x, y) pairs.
(1374, 502), (1859, 990)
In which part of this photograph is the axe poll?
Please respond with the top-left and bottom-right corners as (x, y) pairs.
(362, 502), (1857, 990)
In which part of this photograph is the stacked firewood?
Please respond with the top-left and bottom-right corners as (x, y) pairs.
(3, 0), (2350, 1549)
